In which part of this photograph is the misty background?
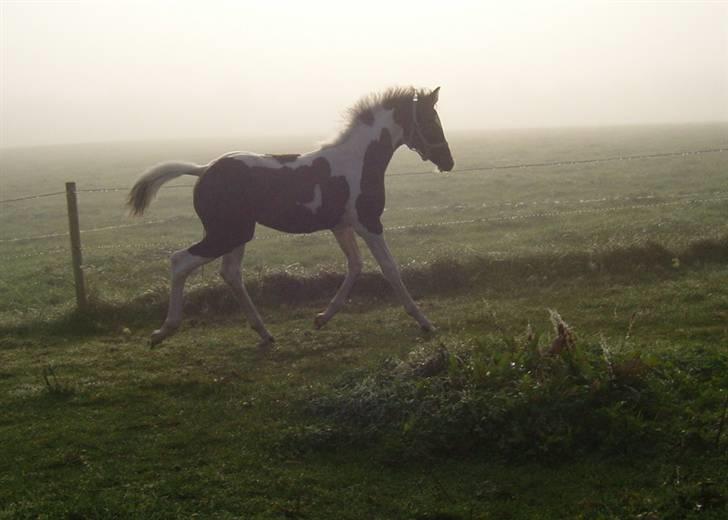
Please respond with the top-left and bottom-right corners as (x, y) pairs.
(1, 0), (726, 149)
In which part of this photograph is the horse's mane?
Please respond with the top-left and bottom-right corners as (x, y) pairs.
(323, 86), (428, 148)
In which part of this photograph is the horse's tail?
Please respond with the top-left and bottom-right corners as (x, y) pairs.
(127, 161), (207, 216)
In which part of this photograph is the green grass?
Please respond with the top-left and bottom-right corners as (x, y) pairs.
(1, 124), (727, 322)
(1, 125), (727, 518)
(1, 258), (727, 518)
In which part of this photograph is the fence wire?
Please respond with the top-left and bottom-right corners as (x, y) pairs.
(391, 147), (728, 177)
(2, 146), (726, 205)
(0, 190), (67, 204)
(2, 193), (726, 261)
(1, 146), (726, 247)
(3, 189), (727, 245)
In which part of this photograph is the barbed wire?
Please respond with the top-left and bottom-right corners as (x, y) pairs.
(0, 218), (181, 244)
(0, 190), (67, 204)
(0, 191), (728, 244)
(3, 189), (727, 244)
(391, 147), (728, 177)
(73, 194), (728, 239)
(68, 147), (728, 189)
(386, 196), (728, 232)
(2, 194), (726, 260)
(75, 184), (195, 194)
(2, 147), (725, 205)
(397, 190), (728, 212)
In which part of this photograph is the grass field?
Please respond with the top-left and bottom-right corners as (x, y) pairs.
(1, 124), (727, 518)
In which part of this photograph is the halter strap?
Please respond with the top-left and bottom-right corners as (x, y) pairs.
(406, 95), (449, 160)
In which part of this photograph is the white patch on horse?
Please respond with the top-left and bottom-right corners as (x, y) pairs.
(319, 107), (403, 217)
(228, 151), (316, 170)
(302, 184), (323, 213)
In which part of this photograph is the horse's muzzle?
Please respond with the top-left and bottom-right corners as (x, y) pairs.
(437, 157), (455, 172)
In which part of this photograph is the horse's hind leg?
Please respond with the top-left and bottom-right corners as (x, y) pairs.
(151, 248), (214, 347)
(220, 244), (274, 350)
(314, 226), (363, 328)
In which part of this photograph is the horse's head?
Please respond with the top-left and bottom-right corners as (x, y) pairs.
(405, 87), (454, 172)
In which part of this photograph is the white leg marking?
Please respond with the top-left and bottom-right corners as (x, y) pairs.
(315, 226), (363, 328)
(356, 229), (435, 332)
(220, 245), (274, 350)
(151, 249), (213, 347)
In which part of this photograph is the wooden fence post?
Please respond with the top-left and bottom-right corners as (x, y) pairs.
(65, 182), (87, 311)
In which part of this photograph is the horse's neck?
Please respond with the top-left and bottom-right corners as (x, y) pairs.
(327, 107), (405, 173)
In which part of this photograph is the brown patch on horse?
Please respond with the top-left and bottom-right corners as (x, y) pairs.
(189, 156), (348, 257)
(358, 109), (375, 126)
(356, 128), (394, 234)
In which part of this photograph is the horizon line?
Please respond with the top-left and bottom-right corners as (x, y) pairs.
(2, 120), (727, 152)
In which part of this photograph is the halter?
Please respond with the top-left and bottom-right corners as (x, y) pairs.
(406, 94), (449, 161)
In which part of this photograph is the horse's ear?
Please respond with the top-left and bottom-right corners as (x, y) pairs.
(430, 86), (440, 103)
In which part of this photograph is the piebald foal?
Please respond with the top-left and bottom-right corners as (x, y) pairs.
(128, 86), (454, 349)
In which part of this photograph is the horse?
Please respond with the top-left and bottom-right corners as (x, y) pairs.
(127, 86), (454, 349)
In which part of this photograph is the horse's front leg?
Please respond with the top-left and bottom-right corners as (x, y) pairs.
(314, 226), (363, 328)
(356, 228), (435, 332)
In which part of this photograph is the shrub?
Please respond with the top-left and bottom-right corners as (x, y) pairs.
(295, 311), (724, 461)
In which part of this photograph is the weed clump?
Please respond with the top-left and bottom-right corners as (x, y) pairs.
(41, 365), (75, 397)
(297, 311), (727, 461)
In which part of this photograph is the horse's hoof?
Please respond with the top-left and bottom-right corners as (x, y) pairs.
(420, 322), (437, 333)
(313, 313), (328, 329)
(150, 330), (166, 349)
(150, 324), (177, 349)
(256, 336), (275, 352)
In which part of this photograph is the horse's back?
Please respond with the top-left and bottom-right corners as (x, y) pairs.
(192, 153), (350, 246)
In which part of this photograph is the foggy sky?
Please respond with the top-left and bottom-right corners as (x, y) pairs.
(1, 0), (726, 148)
